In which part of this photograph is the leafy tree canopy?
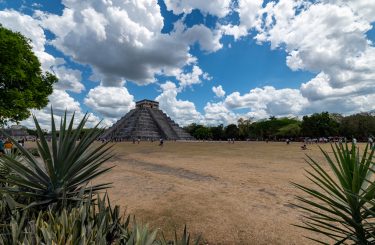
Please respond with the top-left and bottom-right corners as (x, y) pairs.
(339, 113), (375, 139)
(224, 124), (239, 139)
(301, 112), (340, 137)
(0, 25), (57, 125)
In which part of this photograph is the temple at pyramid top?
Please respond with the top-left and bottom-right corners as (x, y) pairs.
(100, 99), (194, 141)
(136, 99), (159, 109)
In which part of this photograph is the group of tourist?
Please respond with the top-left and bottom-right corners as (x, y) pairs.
(291, 136), (375, 151)
(104, 137), (165, 147)
(0, 137), (27, 156)
(0, 138), (13, 155)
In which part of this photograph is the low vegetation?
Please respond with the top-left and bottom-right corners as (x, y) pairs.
(0, 110), (199, 244)
(293, 143), (375, 244)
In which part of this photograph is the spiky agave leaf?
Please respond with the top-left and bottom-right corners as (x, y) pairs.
(0, 108), (114, 209)
(0, 193), (132, 244)
(156, 225), (201, 245)
(292, 143), (375, 244)
(0, 148), (24, 180)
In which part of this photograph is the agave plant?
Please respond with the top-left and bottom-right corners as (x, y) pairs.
(0, 109), (113, 209)
(0, 193), (131, 244)
(292, 143), (375, 244)
(158, 225), (201, 245)
(0, 148), (23, 181)
(0, 192), (201, 245)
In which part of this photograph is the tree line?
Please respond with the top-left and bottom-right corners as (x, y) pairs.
(183, 112), (375, 141)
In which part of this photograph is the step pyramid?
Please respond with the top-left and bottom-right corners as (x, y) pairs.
(100, 99), (194, 141)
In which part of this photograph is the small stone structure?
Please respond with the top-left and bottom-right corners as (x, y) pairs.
(100, 99), (194, 141)
(0, 125), (29, 139)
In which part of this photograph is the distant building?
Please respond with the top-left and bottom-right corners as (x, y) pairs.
(100, 99), (194, 141)
(0, 125), (29, 139)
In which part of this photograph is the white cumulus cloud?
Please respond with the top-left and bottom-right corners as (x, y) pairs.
(212, 85), (226, 97)
(37, 1), (223, 87)
(84, 86), (135, 119)
(225, 86), (308, 118)
(155, 81), (202, 126)
(164, 0), (232, 17)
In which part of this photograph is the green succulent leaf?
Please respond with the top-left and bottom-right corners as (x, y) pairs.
(292, 143), (375, 244)
(0, 108), (113, 210)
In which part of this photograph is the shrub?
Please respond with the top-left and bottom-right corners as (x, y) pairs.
(0, 193), (199, 244)
(26, 147), (39, 157)
(0, 110), (201, 244)
(0, 109), (113, 210)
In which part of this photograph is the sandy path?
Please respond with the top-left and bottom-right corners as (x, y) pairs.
(93, 141), (342, 244)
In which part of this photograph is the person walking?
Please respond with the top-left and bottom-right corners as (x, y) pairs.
(4, 139), (13, 155)
(368, 137), (373, 148)
(0, 139), (4, 155)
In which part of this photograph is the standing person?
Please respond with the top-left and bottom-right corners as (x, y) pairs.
(4, 139), (13, 155)
(368, 137), (373, 148)
(352, 137), (357, 146)
(137, 137), (140, 144)
(0, 139), (4, 155)
(159, 138), (164, 147)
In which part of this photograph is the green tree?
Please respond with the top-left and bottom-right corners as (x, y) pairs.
(0, 25), (57, 125)
(340, 113), (375, 140)
(184, 123), (200, 135)
(193, 127), (212, 140)
(210, 124), (224, 140)
(276, 123), (301, 137)
(224, 124), (239, 139)
(237, 118), (252, 139)
(250, 117), (300, 140)
(301, 112), (340, 137)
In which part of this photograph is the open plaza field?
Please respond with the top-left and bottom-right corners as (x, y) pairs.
(92, 141), (351, 244)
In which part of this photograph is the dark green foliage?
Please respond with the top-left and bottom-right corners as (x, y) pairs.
(252, 117), (300, 139)
(276, 123), (301, 137)
(183, 112), (375, 141)
(0, 194), (130, 244)
(210, 124), (224, 140)
(0, 193), (200, 244)
(292, 143), (375, 244)
(0, 109), (113, 209)
(193, 127), (212, 140)
(184, 124), (226, 140)
(224, 124), (239, 139)
(237, 118), (252, 139)
(237, 117), (301, 140)
(184, 124), (213, 140)
(340, 113), (375, 140)
(27, 147), (40, 156)
(301, 112), (340, 137)
(159, 225), (201, 245)
(26, 128), (39, 136)
(0, 25), (57, 125)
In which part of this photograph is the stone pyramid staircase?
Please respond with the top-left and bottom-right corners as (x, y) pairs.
(100, 100), (194, 141)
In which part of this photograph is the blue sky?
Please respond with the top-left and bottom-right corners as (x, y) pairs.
(1, 0), (374, 128)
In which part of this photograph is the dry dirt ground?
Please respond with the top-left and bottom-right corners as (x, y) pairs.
(92, 141), (353, 244)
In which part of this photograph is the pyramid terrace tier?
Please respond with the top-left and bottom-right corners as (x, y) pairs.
(100, 107), (194, 141)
